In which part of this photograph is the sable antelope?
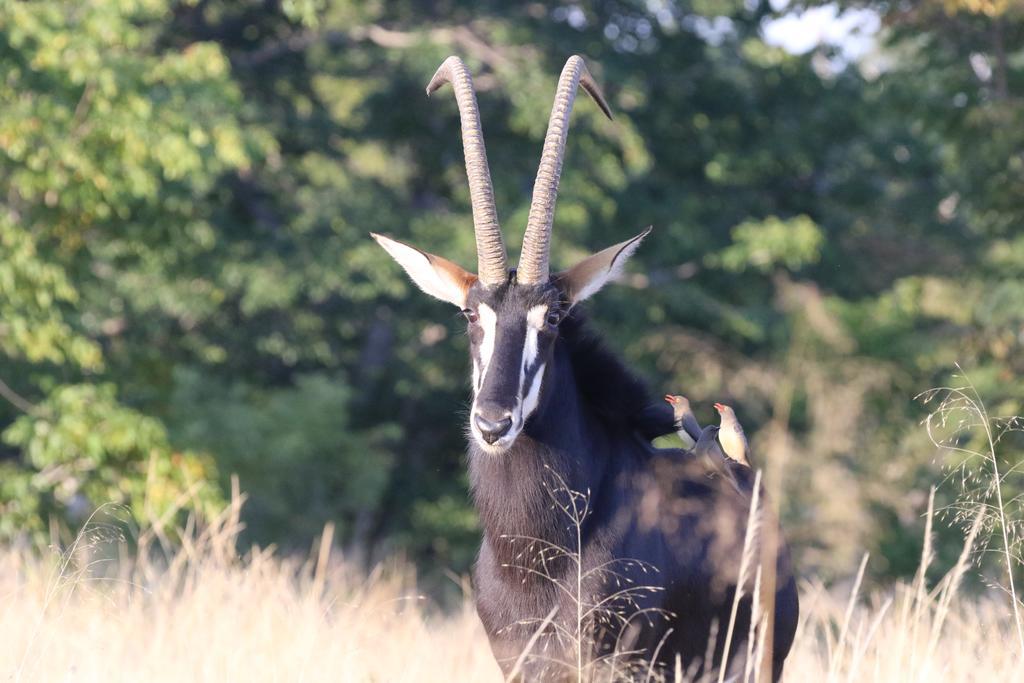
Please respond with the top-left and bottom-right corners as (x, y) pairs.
(372, 55), (798, 680)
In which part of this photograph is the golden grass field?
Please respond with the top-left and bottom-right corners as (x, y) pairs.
(2, 493), (1021, 683)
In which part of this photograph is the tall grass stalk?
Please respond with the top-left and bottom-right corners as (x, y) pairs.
(717, 468), (762, 683)
(918, 366), (1024, 658)
(2, 486), (1022, 681)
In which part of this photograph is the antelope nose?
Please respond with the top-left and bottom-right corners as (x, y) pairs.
(474, 411), (513, 444)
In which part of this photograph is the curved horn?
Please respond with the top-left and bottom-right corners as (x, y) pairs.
(518, 56), (613, 284)
(427, 56), (507, 286)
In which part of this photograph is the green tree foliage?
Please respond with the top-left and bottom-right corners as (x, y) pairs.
(1, 0), (1022, 584)
(0, 383), (220, 543)
(709, 215), (823, 273)
(169, 369), (397, 546)
(0, 0), (272, 541)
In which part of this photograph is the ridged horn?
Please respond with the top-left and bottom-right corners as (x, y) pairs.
(518, 56), (613, 284)
(427, 56), (507, 286)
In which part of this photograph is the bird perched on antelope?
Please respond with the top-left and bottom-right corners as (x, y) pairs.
(693, 424), (742, 493)
(714, 402), (751, 467)
(664, 394), (701, 448)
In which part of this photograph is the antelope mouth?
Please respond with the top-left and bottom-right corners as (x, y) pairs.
(469, 411), (525, 454)
(472, 431), (520, 455)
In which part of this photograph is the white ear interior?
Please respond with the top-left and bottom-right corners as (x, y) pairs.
(371, 233), (474, 308)
(559, 227), (650, 305)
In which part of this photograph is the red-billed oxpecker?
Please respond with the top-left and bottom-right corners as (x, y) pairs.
(714, 402), (751, 468)
(664, 394), (702, 448)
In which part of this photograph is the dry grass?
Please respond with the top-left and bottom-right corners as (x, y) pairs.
(1, 492), (1020, 682)
(4, 372), (1023, 681)
(1, 500), (499, 683)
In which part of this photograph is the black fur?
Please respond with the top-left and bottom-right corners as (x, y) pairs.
(462, 286), (799, 681)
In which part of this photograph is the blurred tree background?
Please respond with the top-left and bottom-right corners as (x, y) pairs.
(1, 0), (1022, 586)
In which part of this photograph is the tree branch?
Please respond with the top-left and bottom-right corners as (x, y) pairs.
(233, 24), (512, 71)
(0, 377), (36, 414)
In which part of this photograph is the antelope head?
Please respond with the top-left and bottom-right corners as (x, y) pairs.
(372, 56), (648, 454)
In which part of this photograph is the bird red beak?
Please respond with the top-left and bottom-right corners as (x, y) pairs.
(664, 394), (676, 404)
(713, 402), (724, 412)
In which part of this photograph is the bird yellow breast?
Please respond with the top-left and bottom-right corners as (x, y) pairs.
(719, 427), (748, 466)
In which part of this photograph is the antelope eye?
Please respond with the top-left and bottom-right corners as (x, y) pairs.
(546, 311), (561, 327)
(463, 309), (479, 324)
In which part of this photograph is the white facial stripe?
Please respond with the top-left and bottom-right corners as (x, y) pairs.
(526, 304), (548, 331)
(514, 305), (548, 428)
(514, 325), (535, 424)
(521, 326), (538, 393)
(476, 303), (497, 391)
(521, 362), (545, 421)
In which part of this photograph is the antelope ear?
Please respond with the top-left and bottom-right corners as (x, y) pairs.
(371, 233), (477, 308)
(554, 227), (650, 305)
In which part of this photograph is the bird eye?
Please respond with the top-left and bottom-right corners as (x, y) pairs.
(463, 309), (479, 324)
(546, 311), (561, 327)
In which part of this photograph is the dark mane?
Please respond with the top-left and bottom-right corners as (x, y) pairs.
(560, 309), (656, 432)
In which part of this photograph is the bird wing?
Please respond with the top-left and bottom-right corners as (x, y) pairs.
(681, 412), (703, 443)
